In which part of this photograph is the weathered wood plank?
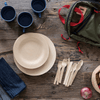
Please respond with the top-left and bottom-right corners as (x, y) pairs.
(0, 0), (73, 9)
(11, 72), (100, 100)
(0, 38), (100, 62)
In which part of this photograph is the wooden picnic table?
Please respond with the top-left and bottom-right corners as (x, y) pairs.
(0, 0), (100, 100)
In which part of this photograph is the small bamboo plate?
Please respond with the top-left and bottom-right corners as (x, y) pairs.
(13, 33), (49, 69)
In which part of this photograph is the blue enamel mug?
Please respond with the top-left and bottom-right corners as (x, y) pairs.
(31, 0), (46, 18)
(17, 12), (33, 33)
(1, 2), (16, 22)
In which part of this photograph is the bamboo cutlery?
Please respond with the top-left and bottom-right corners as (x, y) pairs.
(54, 59), (83, 86)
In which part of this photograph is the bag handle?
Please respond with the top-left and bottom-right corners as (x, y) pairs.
(70, 7), (84, 26)
(58, 5), (84, 26)
(58, 5), (70, 24)
(94, 9), (100, 13)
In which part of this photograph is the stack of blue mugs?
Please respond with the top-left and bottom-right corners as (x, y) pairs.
(1, 0), (46, 32)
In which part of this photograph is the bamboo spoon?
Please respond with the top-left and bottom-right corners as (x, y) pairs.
(67, 63), (77, 86)
(63, 61), (73, 85)
(70, 60), (83, 85)
(59, 59), (68, 83)
(54, 61), (62, 85)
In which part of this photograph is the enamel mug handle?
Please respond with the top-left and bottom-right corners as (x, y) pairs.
(23, 28), (25, 33)
(4, 2), (7, 6)
(38, 13), (41, 18)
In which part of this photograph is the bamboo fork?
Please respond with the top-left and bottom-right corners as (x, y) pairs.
(70, 60), (83, 85)
(65, 62), (74, 87)
(54, 61), (62, 85)
(59, 59), (68, 83)
(63, 58), (70, 85)
(67, 63), (77, 86)
(63, 61), (73, 85)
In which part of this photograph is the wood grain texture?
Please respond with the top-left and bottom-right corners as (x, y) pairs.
(0, 0), (100, 100)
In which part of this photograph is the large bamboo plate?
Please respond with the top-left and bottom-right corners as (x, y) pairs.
(14, 33), (56, 76)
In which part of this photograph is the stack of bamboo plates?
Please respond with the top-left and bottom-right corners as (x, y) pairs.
(13, 33), (56, 76)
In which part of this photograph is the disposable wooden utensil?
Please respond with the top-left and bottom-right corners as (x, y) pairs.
(56, 61), (63, 85)
(69, 63), (77, 86)
(63, 58), (70, 85)
(59, 59), (68, 83)
(65, 62), (74, 87)
(54, 61), (62, 85)
(67, 63), (77, 86)
(63, 61), (73, 85)
(70, 60), (83, 85)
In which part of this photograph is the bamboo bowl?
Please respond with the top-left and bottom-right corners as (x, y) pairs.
(91, 65), (100, 93)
